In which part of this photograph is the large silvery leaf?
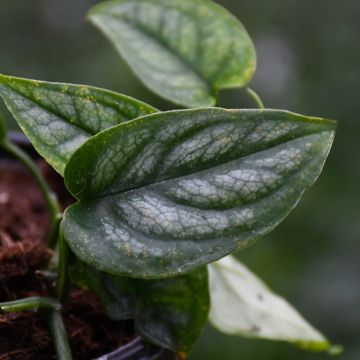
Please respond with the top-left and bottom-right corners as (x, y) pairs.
(89, 0), (256, 108)
(209, 256), (330, 351)
(0, 74), (157, 174)
(71, 261), (210, 354)
(63, 108), (336, 278)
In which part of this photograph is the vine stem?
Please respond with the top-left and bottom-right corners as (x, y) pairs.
(49, 310), (73, 360)
(0, 297), (73, 359)
(57, 224), (70, 302)
(0, 140), (62, 248)
(246, 88), (265, 109)
(0, 297), (61, 313)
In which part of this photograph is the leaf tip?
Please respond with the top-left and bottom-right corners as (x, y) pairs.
(309, 115), (337, 131)
(87, 0), (107, 21)
(322, 118), (337, 131)
(294, 338), (342, 354)
(177, 351), (187, 360)
(86, 9), (96, 22)
(328, 344), (344, 357)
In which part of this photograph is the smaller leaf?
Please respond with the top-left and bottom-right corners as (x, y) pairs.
(0, 113), (6, 141)
(89, 0), (256, 107)
(71, 261), (210, 355)
(208, 256), (331, 352)
(0, 74), (157, 174)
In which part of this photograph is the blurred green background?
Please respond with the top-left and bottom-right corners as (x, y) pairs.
(0, 1), (359, 359)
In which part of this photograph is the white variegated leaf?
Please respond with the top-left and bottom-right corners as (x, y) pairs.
(209, 256), (331, 352)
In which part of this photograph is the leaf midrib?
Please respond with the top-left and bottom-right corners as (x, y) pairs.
(101, 9), (214, 95)
(79, 129), (333, 203)
(0, 81), (155, 136)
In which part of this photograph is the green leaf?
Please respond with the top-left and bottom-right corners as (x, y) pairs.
(209, 256), (331, 352)
(0, 74), (157, 175)
(71, 261), (209, 354)
(71, 261), (133, 321)
(89, 0), (256, 108)
(63, 108), (336, 278)
(0, 113), (6, 141)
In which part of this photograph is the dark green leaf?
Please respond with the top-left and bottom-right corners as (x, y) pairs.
(0, 74), (157, 174)
(63, 108), (336, 278)
(89, 0), (256, 108)
(71, 261), (209, 354)
(71, 261), (133, 320)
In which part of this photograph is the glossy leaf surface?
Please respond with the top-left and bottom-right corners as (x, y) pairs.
(209, 256), (330, 351)
(71, 261), (209, 354)
(63, 108), (336, 278)
(0, 74), (157, 174)
(89, 0), (256, 107)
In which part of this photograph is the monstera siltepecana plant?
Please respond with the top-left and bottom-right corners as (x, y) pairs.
(0, 0), (341, 359)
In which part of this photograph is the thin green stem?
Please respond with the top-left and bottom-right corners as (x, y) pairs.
(246, 88), (265, 109)
(49, 311), (73, 360)
(0, 140), (62, 248)
(0, 115), (6, 141)
(57, 224), (70, 302)
(0, 297), (61, 313)
(213, 89), (221, 107)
